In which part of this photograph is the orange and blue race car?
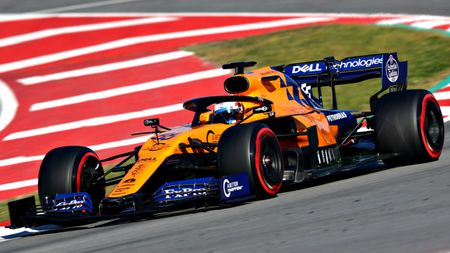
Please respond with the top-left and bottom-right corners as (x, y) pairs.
(8, 52), (445, 227)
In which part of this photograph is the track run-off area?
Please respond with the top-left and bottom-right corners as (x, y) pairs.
(0, 12), (449, 202)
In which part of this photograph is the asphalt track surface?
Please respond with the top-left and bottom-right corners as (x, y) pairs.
(0, 0), (448, 16)
(1, 1), (450, 252)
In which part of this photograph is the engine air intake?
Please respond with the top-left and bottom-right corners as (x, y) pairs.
(224, 76), (250, 94)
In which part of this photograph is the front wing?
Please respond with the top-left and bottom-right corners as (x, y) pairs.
(8, 173), (252, 228)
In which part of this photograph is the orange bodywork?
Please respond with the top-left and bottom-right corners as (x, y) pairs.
(109, 67), (338, 198)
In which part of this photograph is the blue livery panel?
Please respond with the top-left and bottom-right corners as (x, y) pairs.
(220, 172), (251, 201)
(381, 53), (408, 89)
(152, 173), (251, 204)
(153, 177), (216, 202)
(48, 192), (94, 214)
(284, 53), (407, 91)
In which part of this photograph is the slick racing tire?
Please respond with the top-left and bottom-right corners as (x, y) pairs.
(218, 123), (284, 198)
(38, 146), (105, 210)
(375, 89), (444, 166)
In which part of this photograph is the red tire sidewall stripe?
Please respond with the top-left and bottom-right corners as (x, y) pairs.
(420, 94), (441, 159)
(76, 152), (98, 192)
(254, 128), (282, 196)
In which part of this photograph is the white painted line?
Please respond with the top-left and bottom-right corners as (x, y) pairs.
(89, 135), (149, 151)
(0, 155), (44, 167)
(434, 90), (450, 101)
(0, 17), (334, 73)
(0, 225), (60, 241)
(0, 13), (157, 23)
(4, 103), (183, 141)
(19, 51), (193, 85)
(30, 0), (143, 13)
(1, 13), (446, 20)
(0, 79), (18, 132)
(0, 179), (37, 191)
(440, 106), (450, 116)
(0, 135), (150, 168)
(0, 15), (51, 23)
(0, 17), (176, 48)
(30, 68), (229, 111)
(0, 12), (429, 18)
(410, 20), (450, 29)
(377, 16), (447, 25)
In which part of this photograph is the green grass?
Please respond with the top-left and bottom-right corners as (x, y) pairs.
(0, 192), (39, 225)
(184, 24), (450, 111)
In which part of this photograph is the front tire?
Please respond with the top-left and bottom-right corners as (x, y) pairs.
(218, 123), (284, 198)
(38, 146), (105, 210)
(375, 90), (444, 166)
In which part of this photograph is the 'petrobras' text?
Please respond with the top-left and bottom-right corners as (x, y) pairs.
(326, 112), (347, 122)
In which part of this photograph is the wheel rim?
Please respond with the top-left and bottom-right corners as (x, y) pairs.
(425, 106), (443, 150)
(260, 143), (282, 187)
(254, 128), (283, 195)
(420, 94), (444, 159)
(76, 153), (104, 198)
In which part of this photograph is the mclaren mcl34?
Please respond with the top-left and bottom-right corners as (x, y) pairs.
(8, 53), (444, 227)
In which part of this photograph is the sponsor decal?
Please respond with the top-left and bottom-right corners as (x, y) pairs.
(51, 193), (93, 213)
(144, 118), (159, 126)
(326, 112), (347, 122)
(154, 177), (213, 201)
(54, 199), (84, 207)
(336, 57), (382, 70)
(149, 143), (169, 151)
(385, 54), (399, 83)
(255, 105), (269, 112)
(163, 187), (207, 200)
(300, 83), (312, 99)
(222, 179), (244, 198)
(151, 133), (175, 141)
(130, 163), (145, 177)
(112, 187), (127, 193)
(123, 178), (136, 183)
(220, 173), (250, 200)
(291, 63), (322, 74)
(253, 104), (272, 113)
(141, 157), (157, 162)
(206, 130), (221, 143)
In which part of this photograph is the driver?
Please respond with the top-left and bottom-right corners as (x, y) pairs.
(212, 102), (244, 124)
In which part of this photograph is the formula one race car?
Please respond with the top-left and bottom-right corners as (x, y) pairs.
(8, 53), (444, 228)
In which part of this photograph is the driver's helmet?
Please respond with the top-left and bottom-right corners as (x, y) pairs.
(212, 102), (244, 124)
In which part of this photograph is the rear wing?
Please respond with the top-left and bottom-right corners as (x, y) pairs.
(283, 53), (407, 110)
(284, 53), (407, 90)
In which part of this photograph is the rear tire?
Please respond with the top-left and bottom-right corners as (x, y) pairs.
(38, 146), (105, 210)
(375, 90), (444, 166)
(218, 123), (284, 198)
